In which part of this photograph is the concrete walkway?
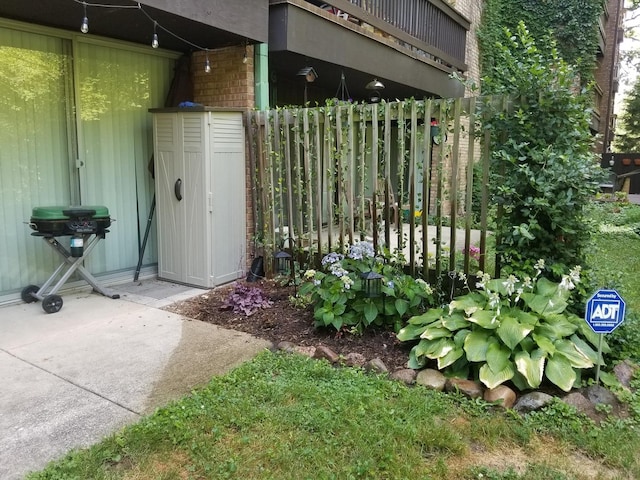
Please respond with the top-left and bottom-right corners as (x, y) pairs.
(0, 281), (271, 479)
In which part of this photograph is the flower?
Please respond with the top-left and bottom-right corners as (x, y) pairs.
(341, 275), (354, 290)
(559, 275), (575, 291)
(329, 263), (349, 278)
(475, 270), (491, 290)
(463, 245), (481, 261)
(416, 278), (433, 295)
(348, 241), (375, 260)
(569, 265), (581, 284)
(488, 292), (501, 308)
(304, 269), (316, 279)
(503, 274), (518, 296)
(387, 281), (395, 289)
(534, 259), (545, 276)
(321, 252), (344, 266)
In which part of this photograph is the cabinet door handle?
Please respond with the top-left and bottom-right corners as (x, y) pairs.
(174, 178), (183, 201)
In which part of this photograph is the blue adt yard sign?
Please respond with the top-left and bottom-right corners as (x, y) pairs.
(585, 289), (626, 334)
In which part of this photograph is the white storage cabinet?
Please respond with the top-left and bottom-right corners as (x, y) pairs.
(150, 108), (246, 288)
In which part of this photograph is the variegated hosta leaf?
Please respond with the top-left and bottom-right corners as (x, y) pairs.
(397, 323), (429, 342)
(569, 334), (601, 365)
(424, 338), (457, 360)
(449, 293), (486, 314)
(437, 346), (465, 369)
(496, 316), (534, 350)
(486, 342), (512, 373)
(468, 310), (500, 329)
(463, 330), (492, 362)
(408, 345), (427, 369)
(442, 313), (470, 331)
(574, 321), (611, 353)
(512, 309), (539, 327)
(479, 362), (515, 389)
(545, 355), (577, 392)
(514, 349), (546, 389)
(532, 332), (556, 355)
(536, 315), (578, 341)
(453, 329), (472, 347)
(554, 339), (594, 369)
(420, 326), (452, 340)
(408, 308), (444, 325)
(521, 292), (568, 316)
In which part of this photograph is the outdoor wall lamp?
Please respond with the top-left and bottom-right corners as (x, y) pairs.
(365, 78), (385, 103)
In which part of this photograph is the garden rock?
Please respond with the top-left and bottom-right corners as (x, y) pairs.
(513, 392), (554, 413)
(294, 346), (316, 358)
(365, 357), (389, 373)
(277, 341), (296, 353)
(585, 384), (618, 407)
(389, 369), (416, 385)
(562, 392), (598, 422)
(415, 369), (446, 391)
(614, 360), (638, 388)
(314, 345), (340, 364)
(483, 385), (517, 409)
(343, 352), (367, 367)
(445, 378), (483, 399)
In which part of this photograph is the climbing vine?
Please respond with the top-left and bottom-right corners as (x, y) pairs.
(478, 0), (604, 84)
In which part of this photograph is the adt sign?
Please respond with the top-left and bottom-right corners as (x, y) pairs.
(585, 289), (626, 334)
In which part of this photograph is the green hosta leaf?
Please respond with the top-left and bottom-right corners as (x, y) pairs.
(468, 310), (500, 329)
(364, 302), (378, 324)
(497, 315), (534, 350)
(479, 362), (515, 389)
(395, 298), (409, 316)
(532, 333), (556, 355)
(442, 313), (470, 331)
(463, 330), (492, 362)
(513, 309), (539, 327)
(514, 349), (546, 389)
(449, 292), (486, 315)
(510, 371), (531, 392)
(408, 344), (427, 369)
(535, 277), (561, 297)
(486, 279), (509, 296)
(486, 342), (512, 373)
(437, 346), (465, 369)
(447, 356), (470, 379)
(408, 308), (444, 326)
(545, 355), (577, 392)
(554, 339), (594, 369)
(453, 328), (472, 347)
(420, 326), (452, 340)
(397, 324), (429, 342)
(569, 334), (601, 365)
(537, 315), (578, 340)
(425, 338), (457, 360)
(575, 321), (611, 353)
(521, 292), (567, 316)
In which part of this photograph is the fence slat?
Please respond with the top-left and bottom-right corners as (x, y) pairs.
(408, 100), (418, 276)
(422, 100), (432, 278)
(283, 110), (295, 245)
(463, 97), (477, 275)
(448, 98), (462, 273)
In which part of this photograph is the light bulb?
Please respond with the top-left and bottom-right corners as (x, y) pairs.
(152, 33), (159, 48)
(81, 16), (89, 34)
(242, 52), (248, 64)
(205, 57), (211, 73)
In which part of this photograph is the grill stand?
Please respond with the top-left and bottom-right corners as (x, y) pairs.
(22, 233), (120, 313)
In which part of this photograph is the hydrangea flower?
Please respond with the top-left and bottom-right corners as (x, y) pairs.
(348, 241), (375, 260)
(341, 275), (354, 290)
(329, 263), (349, 278)
(304, 269), (316, 280)
(416, 278), (433, 295)
(321, 252), (344, 266)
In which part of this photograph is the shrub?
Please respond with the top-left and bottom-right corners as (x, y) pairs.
(299, 241), (436, 333)
(222, 284), (273, 316)
(398, 262), (610, 392)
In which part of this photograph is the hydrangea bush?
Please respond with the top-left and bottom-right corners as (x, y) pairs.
(398, 261), (609, 392)
(299, 241), (435, 333)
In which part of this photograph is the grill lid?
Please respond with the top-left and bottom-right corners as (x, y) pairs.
(31, 205), (110, 220)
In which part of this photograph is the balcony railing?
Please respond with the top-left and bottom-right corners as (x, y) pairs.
(300, 0), (469, 71)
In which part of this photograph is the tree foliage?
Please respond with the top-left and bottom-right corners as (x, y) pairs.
(614, 77), (640, 152)
(481, 23), (603, 274)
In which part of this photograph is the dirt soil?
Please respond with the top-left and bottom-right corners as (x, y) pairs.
(166, 279), (413, 371)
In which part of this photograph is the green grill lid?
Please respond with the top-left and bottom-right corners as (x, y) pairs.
(31, 205), (110, 220)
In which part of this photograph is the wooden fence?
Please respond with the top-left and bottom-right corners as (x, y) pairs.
(247, 97), (508, 281)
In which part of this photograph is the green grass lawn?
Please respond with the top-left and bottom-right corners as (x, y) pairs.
(29, 200), (640, 480)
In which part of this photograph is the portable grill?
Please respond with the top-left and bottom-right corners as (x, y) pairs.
(22, 205), (120, 313)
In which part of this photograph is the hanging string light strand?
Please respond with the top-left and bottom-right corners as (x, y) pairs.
(72, 0), (216, 71)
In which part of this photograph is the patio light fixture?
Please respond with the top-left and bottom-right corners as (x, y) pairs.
(274, 237), (297, 294)
(152, 21), (159, 48)
(297, 66), (318, 105)
(205, 51), (211, 73)
(365, 78), (385, 103)
(242, 39), (248, 64)
(80, 2), (89, 33)
(361, 270), (383, 298)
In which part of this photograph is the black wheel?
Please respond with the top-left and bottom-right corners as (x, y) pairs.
(21, 285), (40, 303)
(42, 295), (63, 314)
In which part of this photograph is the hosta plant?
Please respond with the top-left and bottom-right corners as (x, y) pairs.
(398, 261), (609, 392)
(299, 241), (435, 333)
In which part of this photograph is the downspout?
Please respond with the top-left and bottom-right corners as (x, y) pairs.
(255, 43), (269, 110)
(603, 0), (623, 154)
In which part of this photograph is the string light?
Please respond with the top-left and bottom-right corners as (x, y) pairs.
(73, 0), (221, 70)
(152, 21), (159, 48)
(80, 2), (89, 34)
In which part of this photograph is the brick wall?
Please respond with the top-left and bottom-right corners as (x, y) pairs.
(192, 46), (257, 272)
